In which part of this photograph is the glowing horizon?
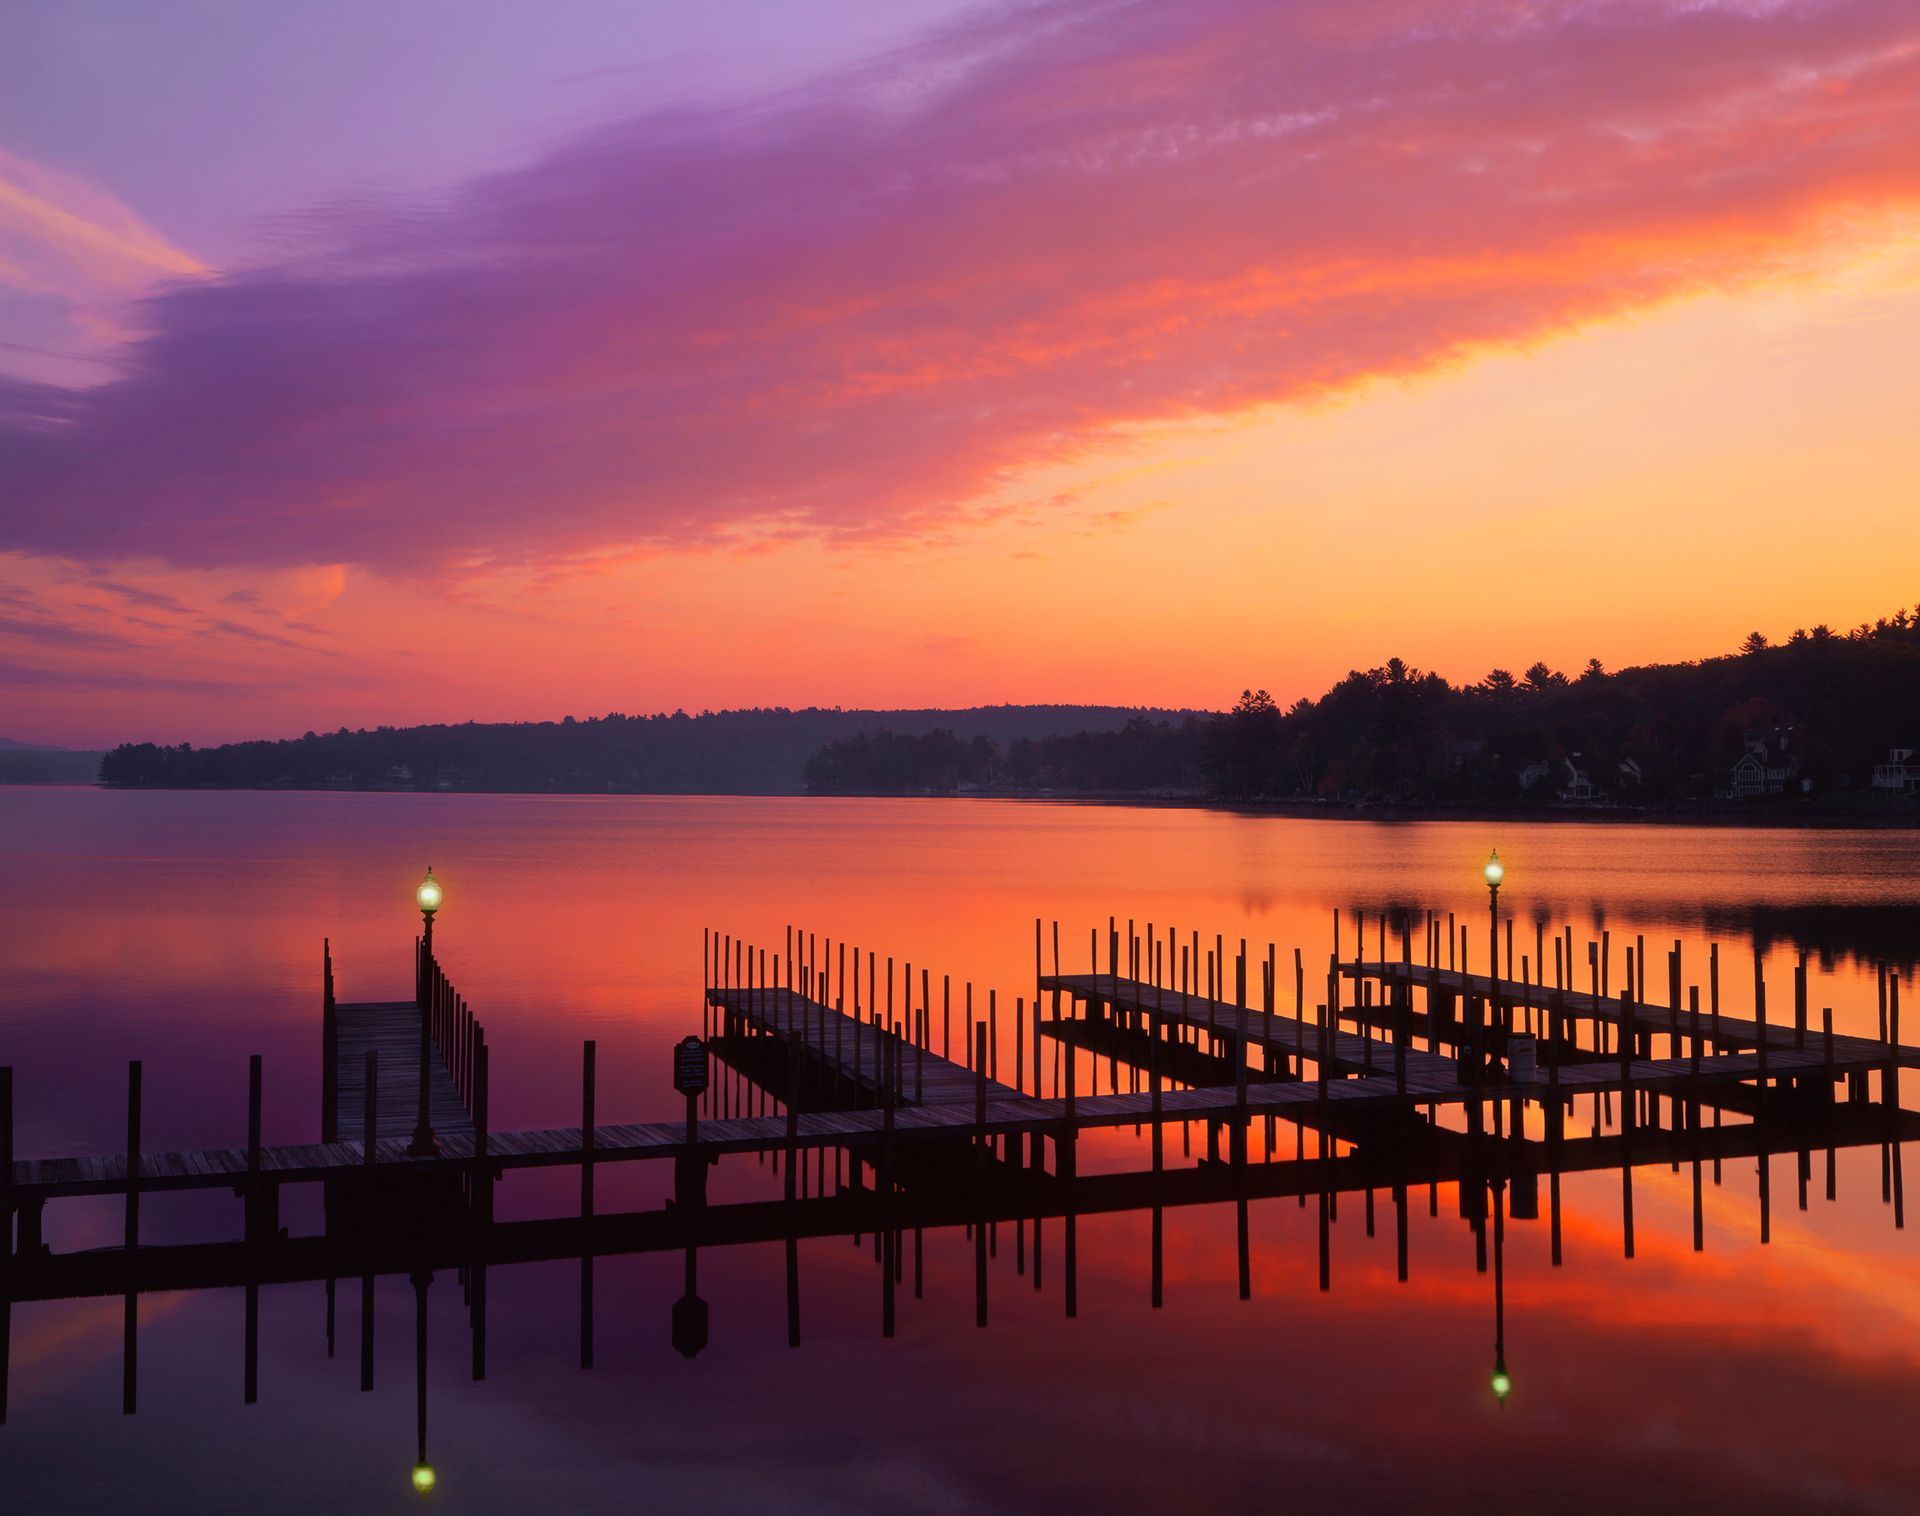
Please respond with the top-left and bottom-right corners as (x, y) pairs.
(4, 0), (1920, 748)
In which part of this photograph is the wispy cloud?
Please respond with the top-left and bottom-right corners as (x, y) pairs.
(93, 578), (190, 613)
(194, 616), (339, 655)
(3, 0), (1919, 575)
(0, 609), (139, 651)
(0, 147), (205, 301)
(0, 656), (245, 695)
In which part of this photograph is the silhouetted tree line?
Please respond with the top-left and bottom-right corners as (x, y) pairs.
(802, 717), (1210, 794)
(802, 611), (1920, 806)
(96, 705), (1193, 794)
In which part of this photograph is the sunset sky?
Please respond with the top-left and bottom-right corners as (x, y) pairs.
(4, 0), (1920, 749)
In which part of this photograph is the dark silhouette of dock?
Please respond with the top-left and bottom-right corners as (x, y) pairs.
(2, 910), (1913, 1430)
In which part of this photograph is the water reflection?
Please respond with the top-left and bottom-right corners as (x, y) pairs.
(7, 975), (1913, 1464)
(4, 792), (1920, 1512)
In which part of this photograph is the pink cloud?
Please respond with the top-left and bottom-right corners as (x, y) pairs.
(3, 0), (1920, 574)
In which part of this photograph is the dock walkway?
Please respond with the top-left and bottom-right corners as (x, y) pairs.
(328, 999), (474, 1143)
(1342, 961), (1920, 1066)
(10, 1043), (1861, 1203)
(1039, 971), (1463, 1084)
(706, 984), (1029, 1107)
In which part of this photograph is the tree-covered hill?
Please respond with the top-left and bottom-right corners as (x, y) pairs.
(97, 705), (1199, 794)
(802, 613), (1920, 810)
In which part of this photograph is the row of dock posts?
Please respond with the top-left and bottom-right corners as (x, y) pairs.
(701, 924), (1072, 1331)
(2, 916), (1912, 1415)
(1036, 907), (1909, 1285)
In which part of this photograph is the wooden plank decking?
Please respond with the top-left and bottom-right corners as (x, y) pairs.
(9, 1040), (1877, 1201)
(16, 1099), (1918, 1305)
(1341, 961), (1920, 1065)
(7, 946), (1905, 1208)
(328, 999), (474, 1143)
(706, 984), (1026, 1106)
(1039, 971), (1464, 1083)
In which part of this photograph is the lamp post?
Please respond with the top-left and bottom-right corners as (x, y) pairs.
(1463, 849), (1504, 1084)
(1483, 849), (1503, 986)
(409, 868), (443, 1158)
(417, 866), (443, 954)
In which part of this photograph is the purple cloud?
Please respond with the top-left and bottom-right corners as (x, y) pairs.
(0, 609), (140, 651)
(3, 0), (1919, 575)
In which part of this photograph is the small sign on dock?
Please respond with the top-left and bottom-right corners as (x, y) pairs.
(673, 1036), (709, 1097)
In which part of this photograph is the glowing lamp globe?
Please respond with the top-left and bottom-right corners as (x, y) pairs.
(1490, 1366), (1512, 1402)
(1483, 850), (1504, 889)
(416, 867), (443, 917)
(411, 1462), (437, 1495)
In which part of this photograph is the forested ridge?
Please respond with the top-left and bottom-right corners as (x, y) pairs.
(95, 610), (1920, 811)
(803, 613), (1920, 809)
(97, 705), (1195, 793)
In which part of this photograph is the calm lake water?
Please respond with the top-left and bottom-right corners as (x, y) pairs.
(2, 787), (1917, 1514)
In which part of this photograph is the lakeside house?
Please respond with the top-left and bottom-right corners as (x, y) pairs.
(1872, 747), (1920, 796)
(1731, 724), (1802, 798)
(1560, 755), (1594, 801)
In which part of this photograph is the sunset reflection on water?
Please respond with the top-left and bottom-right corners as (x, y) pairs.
(1, 789), (1916, 1514)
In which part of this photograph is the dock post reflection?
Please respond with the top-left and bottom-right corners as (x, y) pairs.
(412, 1270), (432, 1492)
(786, 1026), (801, 1348)
(975, 1023), (989, 1328)
(1490, 1176), (1510, 1409)
(1, 1063), (10, 1427)
(1619, 971), (1636, 1261)
(881, 1023), (896, 1339)
(123, 1059), (140, 1417)
(581, 1038), (596, 1371)
(1150, 980), (1163, 1310)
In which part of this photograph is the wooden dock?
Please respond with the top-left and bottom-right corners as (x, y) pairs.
(5, 1033), (1884, 1203)
(1342, 959), (1920, 1066)
(5, 921), (1911, 1226)
(3, 915), (1915, 1414)
(1039, 970), (1464, 1084)
(706, 984), (1028, 1107)
(327, 1001), (473, 1143)
(13, 1097), (1916, 1308)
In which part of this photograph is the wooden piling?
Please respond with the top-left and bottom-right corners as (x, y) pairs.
(1235, 944), (1249, 1121)
(1689, 988), (1702, 1080)
(1795, 954), (1808, 1050)
(322, 941), (338, 1142)
(581, 1040), (596, 1224)
(989, 989), (998, 1084)
(1891, 976), (1903, 1108)
(246, 1053), (267, 1243)
(1015, 995), (1025, 1096)
(474, 1040), (491, 1225)
(122, 1060), (141, 1415)
(360, 1047), (379, 1242)
(0, 1064), (12, 1268)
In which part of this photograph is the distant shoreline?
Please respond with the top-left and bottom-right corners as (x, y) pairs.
(56, 779), (1920, 827)
(813, 788), (1920, 828)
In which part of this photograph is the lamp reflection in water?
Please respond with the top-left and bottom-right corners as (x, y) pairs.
(1490, 1169), (1511, 1409)
(411, 1271), (436, 1496)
